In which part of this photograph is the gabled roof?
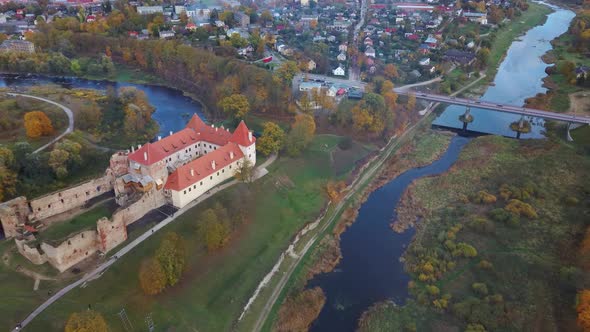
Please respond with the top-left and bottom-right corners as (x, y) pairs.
(164, 143), (245, 191)
(229, 120), (255, 147)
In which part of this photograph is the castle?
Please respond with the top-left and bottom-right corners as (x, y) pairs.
(0, 114), (256, 272)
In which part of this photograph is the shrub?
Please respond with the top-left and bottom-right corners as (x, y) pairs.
(426, 285), (440, 296)
(565, 196), (579, 206)
(504, 199), (538, 219)
(65, 310), (108, 332)
(488, 208), (520, 226)
(472, 283), (489, 297)
(453, 243), (478, 258)
(478, 260), (493, 270)
(471, 191), (497, 204)
(465, 323), (487, 332)
(469, 217), (495, 234)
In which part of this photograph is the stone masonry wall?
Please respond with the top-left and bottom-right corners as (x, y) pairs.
(0, 197), (30, 238)
(97, 216), (127, 253)
(112, 189), (166, 226)
(41, 230), (98, 273)
(15, 238), (47, 265)
(28, 175), (115, 222)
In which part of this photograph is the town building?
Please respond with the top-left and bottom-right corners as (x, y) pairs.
(333, 65), (345, 76)
(463, 12), (488, 24)
(136, 6), (164, 15)
(365, 46), (376, 58)
(0, 40), (34, 53)
(234, 11), (250, 28)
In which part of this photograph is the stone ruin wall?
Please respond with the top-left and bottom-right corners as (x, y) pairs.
(0, 197), (29, 238)
(112, 189), (166, 226)
(28, 175), (115, 222)
(97, 216), (127, 253)
(41, 230), (99, 273)
(15, 238), (47, 265)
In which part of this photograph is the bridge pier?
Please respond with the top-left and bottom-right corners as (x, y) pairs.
(566, 122), (574, 142)
(458, 107), (474, 132)
(510, 117), (531, 139)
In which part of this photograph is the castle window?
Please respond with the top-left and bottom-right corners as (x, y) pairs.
(210, 176), (212, 180)
(85, 251), (88, 256)
(217, 172), (219, 176)
(189, 188), (191, 192)
(193, 185), (196, 189)
(229, 165), (232, 169)
(81, 233), (84, 238)
(48, 204), (51, 208)
(68, 241), (71, 245)
(58, 193), (62, 197)
(184, 190), (187, 195)
(222, 169), (224, 173)
(200, 181), (203, 186)
(37, 208), (41, 211)
(86, 191), (89, 196)
(61, 199), (64, 204)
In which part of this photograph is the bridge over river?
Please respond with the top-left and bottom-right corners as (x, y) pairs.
(396, 90), (590, 125)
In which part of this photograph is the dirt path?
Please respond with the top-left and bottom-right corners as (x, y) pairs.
(8, 93), (75, 154)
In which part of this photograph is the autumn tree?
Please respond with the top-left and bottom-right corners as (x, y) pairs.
(120, 87), (156, 138)
(0, 164), (16, 201)
(234, 158), (254, 183)
(24, 111), (54, 138)
(384, 64), (399, 80)
(156, 232), (186, 286)
(65, 310), (108, 332)
(407, 93), (417, 110)
(197, 208), (231, 251)
(218, 94), (250, 119)
(578, 289), (590, 331)
(351, 93), (389, 135)
(285, 114), (316, 157)
(257, 121), (285, 156)
(49, 148), (70, 179)
(325, 180), (347, 202)
(276, 61), (299, 84)
(477, 47), (491, 67)
(139, 257), (167, 295)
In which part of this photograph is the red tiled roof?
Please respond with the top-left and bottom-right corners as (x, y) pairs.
(128, 114), (241, 166)
(164, 143), (244, 191)
(229, 120), (255, 147)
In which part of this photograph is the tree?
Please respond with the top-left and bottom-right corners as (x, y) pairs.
(285, 114), (316, 157)
(578, 289), (590, 331)
(384, 64), (399, 79)
(0, 165), (16, 201)
(257, 122), (285, 156)
(477, 47), (491, 67)
(139, 258), (167, 295)
(65, 310), (108, 332)
(276, 61), (299, 84)
(407, 93), (417, 110)
(234, 158), (254, 183)
(156, 232), (186, 286)
(24, 111), (54, 138)
(218, 94), (250, 119)
(197, 208), (231, 251)
(49, 149), (70, 179)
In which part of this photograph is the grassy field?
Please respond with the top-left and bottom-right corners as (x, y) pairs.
(36, 200), (118, 245)
(361, 135), (590, 330)
(0, 134), (374, 332)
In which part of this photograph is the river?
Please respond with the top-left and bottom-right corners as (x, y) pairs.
(433, 4), (575, 138)
(307, 4), (575, 331)
(0, 74), (207, 137)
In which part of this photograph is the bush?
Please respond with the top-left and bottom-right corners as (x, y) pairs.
(471, 191), (497, 204)
(65, 310), (108, 332)
(489, 208), (520, 226)
(426, 285), (440, 296)
(472, 283), (489, 297)
(478, 260), (493, 270)
(469, 216), (495, 234)
(504, 199), (538, 219)
(453, 242), (478, 258)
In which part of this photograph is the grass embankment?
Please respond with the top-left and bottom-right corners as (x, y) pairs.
(0, 134), (374, 332)
(361, 136), (590, 331)
(264, 124), (454, 331)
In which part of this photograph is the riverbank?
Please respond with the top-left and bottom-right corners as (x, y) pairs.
(268, 119), (455, 330)
(362, 135), (590, 330)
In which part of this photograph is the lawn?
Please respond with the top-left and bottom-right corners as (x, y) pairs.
(36, 200), (119, 245)
(6, 134), (374, 332)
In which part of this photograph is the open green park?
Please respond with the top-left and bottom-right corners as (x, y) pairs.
(0, 133), (375, 331)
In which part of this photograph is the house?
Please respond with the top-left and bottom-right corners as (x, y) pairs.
(124, 114), (256, 209)
(337, 52), (347, 61)
(159, 30), (175, 39)
(333, 65), (345, 76)
(339, 44), (348, 52)
(419, 58), (431, 66)
(425, 36), (438, 48)
(0, 40), (34, 53)
(327, 85), (339, 97)
(307, 59), (316, 71)
(234, 12), (250, 28)
(576, 66), (590, 79)
(186, 23), (197, 31)
(86, 14), (96, 22)
(348, 89), (364, 99)
(299, 81), (322, 91)
(463, 12), (488, 24)
(443, 49), (476, 66)
(136, 6), (164, 15)
(365, 46), (376, 58)
(238, 45), (254, 56)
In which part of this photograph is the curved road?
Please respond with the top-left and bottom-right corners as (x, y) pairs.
(8, 93), (75, 154)
(12, 155), (276, 331)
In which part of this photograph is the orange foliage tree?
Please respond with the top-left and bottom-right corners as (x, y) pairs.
(23, 111), (53, 138)
(578, 290), (590, 331)
(138, 257), (167, 295)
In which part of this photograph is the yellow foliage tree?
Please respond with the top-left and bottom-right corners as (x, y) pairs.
(24, 111), (54, 138)
(139, 258), (167, 295)
(64, 310), (108, 332)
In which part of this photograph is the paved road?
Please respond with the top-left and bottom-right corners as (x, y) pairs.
(8, 93), (75, 154)
(12, 154), (276, 332)
(398, 90), (590, 125)
(350, 0), (368, 81)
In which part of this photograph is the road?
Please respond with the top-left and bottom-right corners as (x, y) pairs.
(350, 0), (368, 81)
(12, 155), (276, 332)
(8, 93), (75, 154)
(398, 90), (590, 125)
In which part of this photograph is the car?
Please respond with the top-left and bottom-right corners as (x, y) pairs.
(450, 96), (456, 99)
(497, 104), (503, 107)
(475, 101), (481, 104)
(421, 94), (427, 97)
